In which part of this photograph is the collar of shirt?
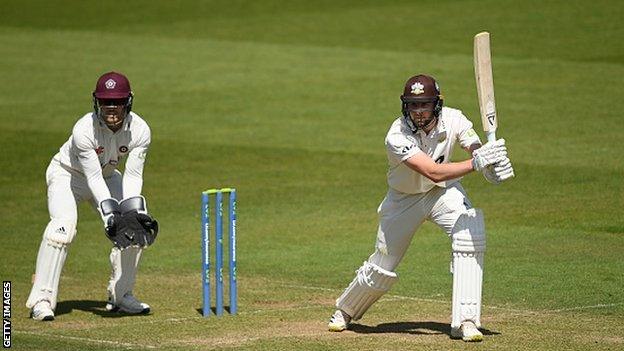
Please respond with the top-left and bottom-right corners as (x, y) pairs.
(94, 113), (132, 133)
(416, 117), (447, 142)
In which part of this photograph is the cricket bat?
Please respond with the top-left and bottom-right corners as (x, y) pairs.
(474, 31), (498, 143)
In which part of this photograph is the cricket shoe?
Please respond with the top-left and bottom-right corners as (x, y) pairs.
(106, 294), (151, 314)
(328, 309), (351, 332)
(451, 321), (483, 342)
(30, 300), (55, 321)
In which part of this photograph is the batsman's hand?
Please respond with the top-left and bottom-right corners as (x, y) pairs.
(472, 139), (507, 172)
(483, 156), (515, 184)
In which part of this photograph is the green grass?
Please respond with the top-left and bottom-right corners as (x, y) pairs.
(1, 0), (623, 350)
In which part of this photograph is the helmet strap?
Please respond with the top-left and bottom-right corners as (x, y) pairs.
(402, 102), (418, 133)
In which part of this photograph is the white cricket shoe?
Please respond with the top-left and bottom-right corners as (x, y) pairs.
(106, 294), (151, 314)
(328, 309), (351, 332)
(451, 321), (483, 342)
(31, 300), (54, 321)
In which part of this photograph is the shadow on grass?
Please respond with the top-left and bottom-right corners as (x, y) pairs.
(195, 306), (234, 316)
(56, 300), (151, 318)
(350, 321), (500, 337)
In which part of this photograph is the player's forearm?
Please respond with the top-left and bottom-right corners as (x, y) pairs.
(78, 151), (112, 203)
(404, 153), (474, 183)
(123, 150), (146, 198)
(424, 160), (474, 182)
(123, 176), (143, 198)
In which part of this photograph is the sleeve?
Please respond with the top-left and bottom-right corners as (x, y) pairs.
(122, 123), (151, 198)
(385, 130), (422, 165)
(72, 124), (112, 204)
(456, 112), (482, 149)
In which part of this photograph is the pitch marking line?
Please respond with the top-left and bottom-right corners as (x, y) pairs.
(278, 283), (623, 314)
(16, 330), (158, 349)
(547, 303), (624, 312)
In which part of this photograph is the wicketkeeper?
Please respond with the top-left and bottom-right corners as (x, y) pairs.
(328, 74), (514, 341)
(26, 72), (159, 321)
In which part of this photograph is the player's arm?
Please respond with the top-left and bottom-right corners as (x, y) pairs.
(72, 126), (112, 204)
(73, 128), (122, 233)
(404, 139), (507, 183)
(403, 153), (474, 183)
(123, 147), (146, 197)
(122, 123), (151, 198)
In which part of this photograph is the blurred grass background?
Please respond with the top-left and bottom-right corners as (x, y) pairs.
(1, 1), (622, 349)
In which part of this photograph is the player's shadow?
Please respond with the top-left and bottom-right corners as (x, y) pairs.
(349, 321), (500, 337)
(55, 300), (150, 318)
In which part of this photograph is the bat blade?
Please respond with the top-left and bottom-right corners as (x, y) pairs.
(474, 31), (498, 142)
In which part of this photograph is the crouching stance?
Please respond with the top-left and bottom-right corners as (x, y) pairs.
(328, 74), (514, 342)
(27, 72), (158, 321)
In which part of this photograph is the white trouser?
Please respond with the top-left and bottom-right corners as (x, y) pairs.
(26, 160), (139, 309)
(369, 182), (472, 270)
(336, 182), (483, 322)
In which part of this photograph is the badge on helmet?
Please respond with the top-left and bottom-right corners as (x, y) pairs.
(400, 74), (444, 133)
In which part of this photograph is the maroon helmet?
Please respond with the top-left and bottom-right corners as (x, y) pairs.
(94, 72), (132, 99)
(400, 74), (443, 132)
(92, 72), (133, 123)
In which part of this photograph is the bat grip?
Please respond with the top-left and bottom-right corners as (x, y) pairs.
(486, 131), (497, 143)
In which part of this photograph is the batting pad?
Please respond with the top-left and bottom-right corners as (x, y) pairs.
(26, 219), (76, 309)
(336, 261), (398, 321)
(108, 246), (143, 303)
(451, 209), (486, 329)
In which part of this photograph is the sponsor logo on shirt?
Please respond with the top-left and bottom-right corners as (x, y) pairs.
(400, 144), (414, 154)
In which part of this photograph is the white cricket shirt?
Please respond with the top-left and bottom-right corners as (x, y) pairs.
(385, 107), (481, 194)
(53, 112), (151, 204)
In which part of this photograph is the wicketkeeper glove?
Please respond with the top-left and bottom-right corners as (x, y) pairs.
(101, 196), (159, 249)
(100, 198), (122, 239)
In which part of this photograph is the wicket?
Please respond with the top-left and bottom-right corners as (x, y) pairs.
(201, 188), (237, 317)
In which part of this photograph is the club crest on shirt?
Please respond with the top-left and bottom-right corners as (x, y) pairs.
(410, 82), (424, 95)
(105, 79), (116, 89)
(119, 146), (128, 153)
(95, 146), (104, 155)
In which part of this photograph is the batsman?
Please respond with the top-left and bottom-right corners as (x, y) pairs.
(26, 72), (159, 321)
(328, 74), (514, 341)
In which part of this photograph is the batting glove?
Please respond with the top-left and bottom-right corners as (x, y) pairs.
(472, 139), (507, 171)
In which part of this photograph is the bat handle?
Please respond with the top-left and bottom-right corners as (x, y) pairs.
(486, 131), (497, 143)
